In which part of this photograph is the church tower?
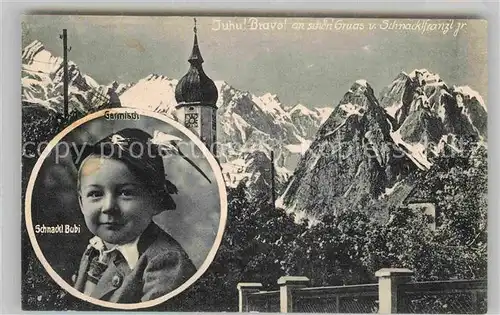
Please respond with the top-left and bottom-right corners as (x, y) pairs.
(175, 18), (218, 157)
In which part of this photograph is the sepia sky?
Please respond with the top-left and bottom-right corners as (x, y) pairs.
(22, 15), (488, 107)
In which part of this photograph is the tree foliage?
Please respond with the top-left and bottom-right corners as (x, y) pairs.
(181, 143), (487, 311)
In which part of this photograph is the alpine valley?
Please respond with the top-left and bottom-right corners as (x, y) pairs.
(22, 41), (487, 223)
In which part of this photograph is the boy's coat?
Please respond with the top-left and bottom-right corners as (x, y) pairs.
(73, 223), (197, 303)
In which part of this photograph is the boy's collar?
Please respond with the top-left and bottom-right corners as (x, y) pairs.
(88, 236), (140, 270)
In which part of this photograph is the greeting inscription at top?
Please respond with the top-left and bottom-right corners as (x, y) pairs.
(212, 18), (468, 36)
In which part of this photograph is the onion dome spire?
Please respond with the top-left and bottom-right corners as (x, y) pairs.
(175, 18), (218, 107)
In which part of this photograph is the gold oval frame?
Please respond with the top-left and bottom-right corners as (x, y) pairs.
(24, 108), (228, 310)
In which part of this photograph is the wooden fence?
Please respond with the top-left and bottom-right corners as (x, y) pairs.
(237, 268), (487, 314)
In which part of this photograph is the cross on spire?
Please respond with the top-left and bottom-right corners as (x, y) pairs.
(189, 17), (204, 64)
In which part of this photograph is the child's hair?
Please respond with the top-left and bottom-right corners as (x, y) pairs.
(74, 128), (178, 211)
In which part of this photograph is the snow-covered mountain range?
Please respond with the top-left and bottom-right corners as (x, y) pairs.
(22, 40), (487, 220)
(21, 40), (332, 202)
(278, 69), (487, 223)
(22, 40), (121, 112)
(118, 73), (333, 199)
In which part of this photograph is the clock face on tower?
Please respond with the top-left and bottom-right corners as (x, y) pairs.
(185, 113), (199, 128)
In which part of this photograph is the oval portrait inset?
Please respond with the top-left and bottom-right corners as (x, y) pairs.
(25, 108), (228, 309)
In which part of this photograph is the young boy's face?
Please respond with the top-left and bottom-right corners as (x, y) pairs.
(78, 156), (161, 246)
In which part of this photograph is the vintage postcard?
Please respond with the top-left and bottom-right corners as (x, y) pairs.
(22, 15), (487, 312)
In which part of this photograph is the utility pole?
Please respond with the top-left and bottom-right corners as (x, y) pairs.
(271, 150), (276, 210)
(60, 29), (69, 118)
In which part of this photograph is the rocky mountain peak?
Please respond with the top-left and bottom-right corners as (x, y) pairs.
(278, 79), (414, 220)
(379, 69), (487, 171)
(452, 85), (486, 111)
(316, 79), (386, 139)
(145, 73), (174, 82)
(408, 68), (442, 86)
(289, 103), (312, 115)
(259, 92), (282, 105)
(215, 80), (231, 91)
(21, 41), (113, 113)
(279, 69), (487, 221)
(22, 40), (50, 64)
